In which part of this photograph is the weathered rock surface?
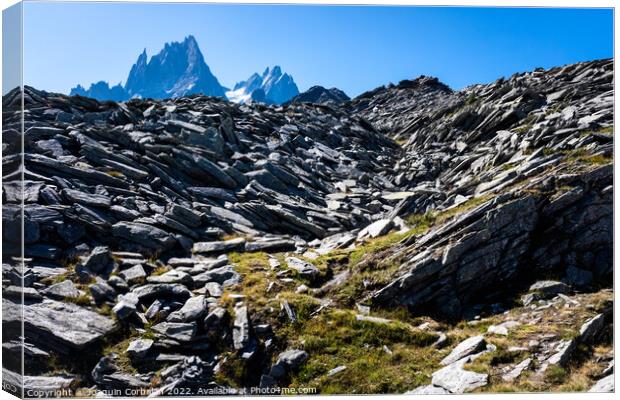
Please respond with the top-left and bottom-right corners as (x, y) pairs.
(589, 374), (614, 392)
(441, 335), (486, 366)
(432, 357), (488, 393)
(3, 299), (117, 353)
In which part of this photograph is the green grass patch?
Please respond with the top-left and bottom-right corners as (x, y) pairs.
(545, 365), (568, 385)
(282, 308), (442, 394)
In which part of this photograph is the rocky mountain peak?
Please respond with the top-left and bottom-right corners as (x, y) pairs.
(395, 75), (452, 92)
(125, 35), (226, 100)
(69, 37), (299, 105)
(289, 85), (350, 105)
(226, 65), (299, 105)
(70, 36), (227, 102)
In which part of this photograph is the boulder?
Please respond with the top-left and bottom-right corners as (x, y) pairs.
(83, 246), (112, 273)
(118, 264), (147, 284)
(233, 304), (251, 351)
(167, 295), (208, 322)
(3, 299), (117, 353)
(432, 358), (488, 393)
(579, 314), (606, 344)
(152, 322), (197, 342)
(276, 349), (309, 370)
(192, 238), (246, 254)
(285, 257), (319, 278)
(357, 219), (393, 239)
(41, 280), (81, 300)
(126, 339), (154, 360)
(441, 335), (486, 366)
(112, 222), (176, 250)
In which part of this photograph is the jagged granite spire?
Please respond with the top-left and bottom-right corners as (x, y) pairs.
(69, 35), (226, 101)
(226, 65), (299, 104)
(124, 35), (226, 99)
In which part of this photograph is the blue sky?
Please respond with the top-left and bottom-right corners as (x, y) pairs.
(21, 3), (613, 97)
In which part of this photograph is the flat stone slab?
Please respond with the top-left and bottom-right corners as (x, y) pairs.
(405, 384), (450, 394)
(3, 299), (117, 352)
(432, 358), (488, 393)
(3, 368), (76, 396)
(502, 358), (532, 382)
(192, 238), (246, 254)
(41, 280), (82, 299)
(589, 374), (614, 392)
(152, 322), (197, 342)
(285, 257), (319, 278)
(441, 335), (486, 366)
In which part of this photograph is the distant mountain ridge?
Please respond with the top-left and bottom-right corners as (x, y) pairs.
(70, 36), (298, 105)
(226, 66), (299, 105)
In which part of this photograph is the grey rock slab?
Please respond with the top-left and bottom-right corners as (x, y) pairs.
(83, 246), (112, 273)
(90, 281), (117, 302)
(126, 338), (154, 359)
(244, 238), (296, 253)
(112, 293), (139, 319)
(203, 307), (228, 332)
(62, 188), (111, 208)
(112, 222), (176, 250)
(166, 204), (203, 228)
(327, 365), (347, 377)
(546, 339), (576, 367)
(529, 280), (568, 297)
(441, 335), (486, 366)
(193, 265), (240, 287)
(167, 295), (208, 322)
(276, 349), (309, 370)
(192, 238), (246, 254)
(589, 374), (614, 392)
(41, 280), (81, 299)
(2, 368), (76, 394)
(502, 358), (532, 382)
(92, 355), (150, 389)
(233, 304), (251, 351)
(152, 322), (197, 342)
(405, 385), (450, 394)
(118, 264), (147, 284)
(264, 205), (326, 238)
(285, 257), (319, 278)
(108, 276), (129, 292)
(131, 284), (191, 302)
(487, 321), (520, 336)
(204, 282), (223, 297)
(432, 358), (488, 394)
(579, 314), (606, 344)
(167, 119), (207, 134)
(4, 286), (42, 301)
(357, 218), (393, 239)
(356, 315), (392, 324)
(3, 299), (117, 351)
(147, 270), (193, 285)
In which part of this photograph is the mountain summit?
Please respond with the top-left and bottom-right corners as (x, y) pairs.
(70, 37), (298, 104)
(125, 35), (226, 99)
(226, 66), (299, 104)
(70, 35), (226, 101)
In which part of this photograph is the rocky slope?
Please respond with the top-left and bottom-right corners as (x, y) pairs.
(2, 58), (613, 396)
